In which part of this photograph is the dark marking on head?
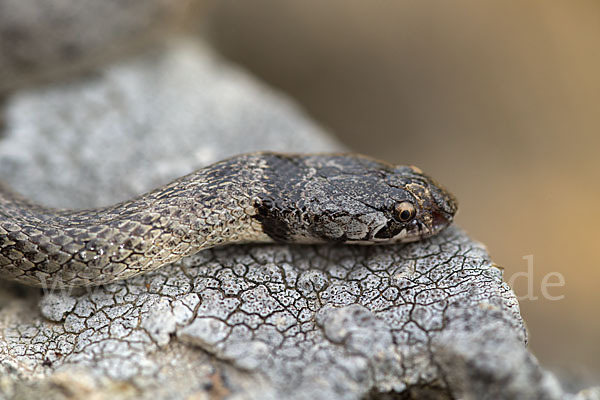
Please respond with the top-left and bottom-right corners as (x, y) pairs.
(253, 196), (291, 242)
(373, 220), (403, 239)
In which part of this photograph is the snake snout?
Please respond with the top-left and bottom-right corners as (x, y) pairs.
(432, 209), (454, 231)
(423, 178), (457, 236)
(429, 182), (458, 220)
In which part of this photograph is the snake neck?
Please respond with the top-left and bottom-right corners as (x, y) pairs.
(0, 155), (272, 287)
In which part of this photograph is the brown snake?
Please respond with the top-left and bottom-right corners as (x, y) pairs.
(0, 152), (457, 288)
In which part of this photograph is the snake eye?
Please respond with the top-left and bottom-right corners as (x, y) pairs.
(395, 201), (416, 222)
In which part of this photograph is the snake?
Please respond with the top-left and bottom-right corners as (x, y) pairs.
(0, 152), (457, 288)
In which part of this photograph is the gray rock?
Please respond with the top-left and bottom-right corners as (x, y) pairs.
(0, 0), (201, 92)
(0, 38), (595, 400)
(0, 39), (338, 209)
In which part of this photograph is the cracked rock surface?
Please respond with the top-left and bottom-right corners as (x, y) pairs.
(0, 38), (595, 400)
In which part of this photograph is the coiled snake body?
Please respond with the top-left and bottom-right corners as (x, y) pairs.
(0, 152), (457, 288)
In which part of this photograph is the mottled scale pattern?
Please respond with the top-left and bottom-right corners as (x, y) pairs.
(0, 152), (456, 288)
(0, 154), (274, 287)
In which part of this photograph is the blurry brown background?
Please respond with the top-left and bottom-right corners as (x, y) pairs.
(203, 0), (600, 384)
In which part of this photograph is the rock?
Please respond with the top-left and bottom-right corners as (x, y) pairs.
(0, 39), (338, 209)
(0, 37), (595, 400)
(0, 0), (202, 92)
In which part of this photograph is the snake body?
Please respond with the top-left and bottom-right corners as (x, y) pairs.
(0, 152), (457, 288)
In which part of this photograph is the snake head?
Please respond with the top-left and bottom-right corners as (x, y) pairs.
(305, 157), (457, 244)
(364, 164), (458, 243)
(254, 153), (457, 244)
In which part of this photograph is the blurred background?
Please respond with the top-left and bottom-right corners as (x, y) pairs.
(201, 0), (600, 386)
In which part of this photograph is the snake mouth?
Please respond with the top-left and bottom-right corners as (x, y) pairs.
(371, 209), (454, 243)
(372, 219), (419, 242)
(373, 221), (405, 241)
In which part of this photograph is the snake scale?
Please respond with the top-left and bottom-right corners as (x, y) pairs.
(0, 152), (457, 288)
